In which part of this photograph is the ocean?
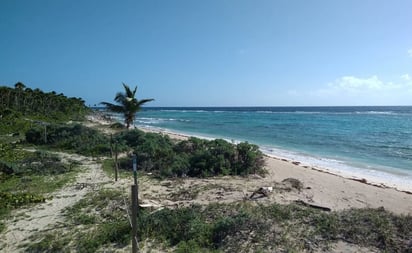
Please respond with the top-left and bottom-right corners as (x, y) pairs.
(123, 106), (412, 190)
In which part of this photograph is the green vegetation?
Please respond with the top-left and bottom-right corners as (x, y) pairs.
(0, 144), (78, 233)
(0, 83), (90, 135)
(25, 123), (111, 156)
(3, 83), (411, 252)
(25, 188), (412, 252)
(25, 125), (265, 178)
(100, 83), (154, 129)
(0, 83), (90, 234)
(113, 130), (266, 178)
(26, 189), (130, 253)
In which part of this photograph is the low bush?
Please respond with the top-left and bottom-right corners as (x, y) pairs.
(138, 203), (412, 252)
(25, 124), (111, 156)
(114, 130), (266, 178)
(1, 151), (72, 177)
(0, 192), (46, 208)
(0, 109), (31, 135)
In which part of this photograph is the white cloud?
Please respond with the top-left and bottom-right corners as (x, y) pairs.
(310, 75), (412, 105)
(328, 75), (400, 92)
(401, 74), (410, 81)
(408, 49), (412, 57)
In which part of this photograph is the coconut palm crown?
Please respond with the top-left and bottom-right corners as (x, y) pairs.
(101, 83), (154, 129)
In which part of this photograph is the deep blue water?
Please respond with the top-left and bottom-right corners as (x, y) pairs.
(128, 106), (412, 187)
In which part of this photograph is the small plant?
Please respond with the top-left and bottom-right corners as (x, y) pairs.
(0, 192), (46, 208)
(76, 221), (130, 253)
(25, 232), (70, 253)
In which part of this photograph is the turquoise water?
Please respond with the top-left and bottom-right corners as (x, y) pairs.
(129, 106), (412, 189)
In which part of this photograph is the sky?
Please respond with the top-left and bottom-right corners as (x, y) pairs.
(1, 0), (412, 107)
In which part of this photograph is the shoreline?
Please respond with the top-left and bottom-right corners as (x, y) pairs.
(86, 114), (412, 214)
(140, 126), (412, 214)
(138, 125), (412, 194)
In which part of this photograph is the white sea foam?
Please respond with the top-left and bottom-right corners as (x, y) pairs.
(261, 146), (412, 192)
(135, 117), (190, 124)
(253, 110), (403, 116)
(355, 111), (396, 115)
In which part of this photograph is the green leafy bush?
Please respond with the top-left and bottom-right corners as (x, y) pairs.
(1, 151), (71, 177)
(0, 143), (32, 163)
(115, 131), (265, 178)
(0, 192), (46, 208)
(25, 124), (111, 156)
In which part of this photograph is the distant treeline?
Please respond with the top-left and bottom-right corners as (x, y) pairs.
(0, 82), (89, 134)
(0, 82), (89, 120)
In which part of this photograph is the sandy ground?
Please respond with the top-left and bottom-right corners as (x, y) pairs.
(0, 152), (111, 252)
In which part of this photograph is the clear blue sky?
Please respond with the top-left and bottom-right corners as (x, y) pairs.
(1, 0), (412, 106)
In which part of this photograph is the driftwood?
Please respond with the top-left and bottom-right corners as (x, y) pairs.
(75, 182), (96, 190)
(250, 187), (273, 199)
(294, 200), (331, 211)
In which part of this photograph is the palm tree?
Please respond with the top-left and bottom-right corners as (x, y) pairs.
(14, 82), (26, 109)
(101, 83), (154, 129)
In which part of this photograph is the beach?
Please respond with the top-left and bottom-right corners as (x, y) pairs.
(85, 110), (412, 214)
(135, 107), (412, 192)
(4, 113), (406, 252)
(138, 126), (412, 215)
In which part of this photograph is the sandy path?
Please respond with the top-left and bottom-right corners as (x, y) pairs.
(0, 153), (111, 252)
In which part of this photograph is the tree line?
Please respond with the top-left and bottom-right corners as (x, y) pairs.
(0, 82), (89, 121)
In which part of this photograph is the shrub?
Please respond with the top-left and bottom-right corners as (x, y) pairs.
(114, 131), (265, 178)
(113, 129), (146, 147)
(0, 192), (46, 208)
(25, 124), (111, 156)
(25, 127), (44, 144)
(235, 142), (265, 175)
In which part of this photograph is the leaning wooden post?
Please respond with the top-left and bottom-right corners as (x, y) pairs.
(133, 154), (138, 186)
(133, 154), (139, 212)
(114, 142), (119, 181)
(43, 124), (47, 144)
(110, 134), (113, 158)
(131, 154), (139, 253)
(131, 184), (138, 253)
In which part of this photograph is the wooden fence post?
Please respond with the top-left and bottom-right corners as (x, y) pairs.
(132, 154), (138, 210)
(114, 142), (118, 181)
(131, 184), (138, 253)
(110, 134), (113, 158)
